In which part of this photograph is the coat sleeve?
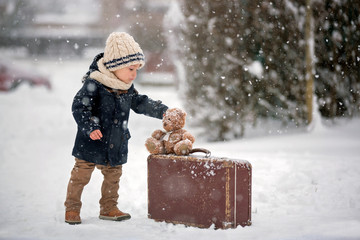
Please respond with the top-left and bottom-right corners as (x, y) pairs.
(130, 88), (168, 119)
(72, 79), (101, 137)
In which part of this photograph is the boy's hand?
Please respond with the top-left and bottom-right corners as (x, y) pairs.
(90, 129), (103, 140)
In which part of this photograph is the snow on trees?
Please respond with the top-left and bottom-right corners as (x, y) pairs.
(313, 0), (360, 119)
(166, 0), (360, 141)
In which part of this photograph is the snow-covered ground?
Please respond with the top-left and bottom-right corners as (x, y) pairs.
(0, 58), (359, 240)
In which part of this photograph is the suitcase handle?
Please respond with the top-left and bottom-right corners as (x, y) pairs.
(189, 148), (211, 158)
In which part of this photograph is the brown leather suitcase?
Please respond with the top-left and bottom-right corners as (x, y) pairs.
(147, 150), (252, 229)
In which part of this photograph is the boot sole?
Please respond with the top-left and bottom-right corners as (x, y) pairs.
(65, 220), (82, 225)
(99, 215), (131, 221)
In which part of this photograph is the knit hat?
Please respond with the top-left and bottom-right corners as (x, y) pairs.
(103, 32), (145, 71)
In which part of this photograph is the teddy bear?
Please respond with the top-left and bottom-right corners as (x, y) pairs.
(145, 108), (195, 155)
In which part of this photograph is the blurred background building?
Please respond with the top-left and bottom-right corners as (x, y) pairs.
(0, 0), (175, 84)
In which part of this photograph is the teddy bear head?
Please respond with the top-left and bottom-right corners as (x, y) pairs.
(162, 108), (187, 132)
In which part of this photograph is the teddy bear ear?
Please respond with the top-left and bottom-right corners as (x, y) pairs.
(178, 108), (186, 119)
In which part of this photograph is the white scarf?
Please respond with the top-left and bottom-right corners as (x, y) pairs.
(89, 57), (132, 90)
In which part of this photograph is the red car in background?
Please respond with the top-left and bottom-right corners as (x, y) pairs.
(0, 61), (51, 91)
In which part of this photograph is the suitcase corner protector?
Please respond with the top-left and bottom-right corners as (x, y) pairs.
(247, 162), (253, 170)
(243, 219), (252, 227)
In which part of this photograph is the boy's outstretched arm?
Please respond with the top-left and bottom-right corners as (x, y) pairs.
(131, 89), (168, 119)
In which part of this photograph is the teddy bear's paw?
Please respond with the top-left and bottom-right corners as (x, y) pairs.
(176, 144), (190, 155)
(174, 139), (193, 155)
(146, 141), (156, 152)
(145, 138), (163, 154)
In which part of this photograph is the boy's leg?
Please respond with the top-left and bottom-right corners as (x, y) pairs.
(97, 164), (122, 215)
(98, 164), (130, 221)
(97, 164), (130, 221)
(64, 158), (95, 213)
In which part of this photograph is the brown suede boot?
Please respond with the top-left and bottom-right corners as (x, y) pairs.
(99, 208), (131, 221)
(65, 211), (81, 225)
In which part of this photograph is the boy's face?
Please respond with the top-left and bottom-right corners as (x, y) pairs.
(113, 64), (141, 84)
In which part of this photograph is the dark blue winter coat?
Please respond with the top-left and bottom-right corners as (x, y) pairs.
(72, 53), (168, 166)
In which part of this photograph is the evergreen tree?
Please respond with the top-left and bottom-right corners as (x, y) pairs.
(178, 0), (252, 140)
(168, 0), (359, 141)
(253, 0), (308, 124)
(313, 0), (360, 118)
(176, 0), (308, 140)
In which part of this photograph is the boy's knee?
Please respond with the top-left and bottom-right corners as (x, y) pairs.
(99, 165), (122, 180)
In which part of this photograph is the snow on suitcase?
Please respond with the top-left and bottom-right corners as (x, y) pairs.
(147, 149), (252, 229)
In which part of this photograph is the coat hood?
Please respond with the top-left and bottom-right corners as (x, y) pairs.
(82, 53), (104, 83)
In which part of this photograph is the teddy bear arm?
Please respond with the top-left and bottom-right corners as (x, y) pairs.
(151, 129), (166, 140)
(183, 130), (195, 143)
